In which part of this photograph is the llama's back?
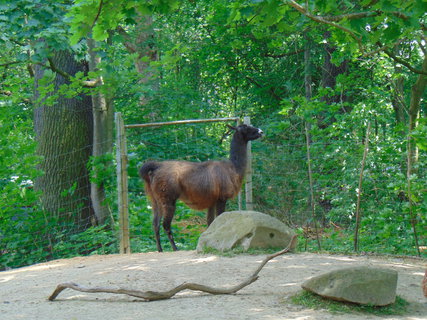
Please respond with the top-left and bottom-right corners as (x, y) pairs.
(178, 160), (242, 210)
(139, 159), (243, 210)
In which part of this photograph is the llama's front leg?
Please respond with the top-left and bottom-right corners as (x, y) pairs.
(163, 204), (178, 251)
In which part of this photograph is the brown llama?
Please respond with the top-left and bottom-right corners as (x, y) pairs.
(139, 124), (263, 252)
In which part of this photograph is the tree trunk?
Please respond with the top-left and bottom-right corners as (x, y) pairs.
(391, 72), (406, 125)
(321, 43), (348, 104)
(34, 49), (95, 230)
(390, 45), (407, 126)
(317, 33), (349, 128)
(407, 55), (427, 167)
(87, 38), (114, 225)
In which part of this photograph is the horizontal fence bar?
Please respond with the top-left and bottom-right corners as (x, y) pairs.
(124, 117), (240, 129)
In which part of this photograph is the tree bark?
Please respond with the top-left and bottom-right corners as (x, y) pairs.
(320, 35), (348, 106)
(318, 33), (349, 128)
(87, 38), (114, 225)
(391, 72), (406, 125)
(34, 49), (95, 230)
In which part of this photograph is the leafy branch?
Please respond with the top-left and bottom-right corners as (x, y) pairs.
(286, 0), (427, 74)
(42, 58), (100, 87)
(287, 0), (363, 51)
(383, 48), (427, 76)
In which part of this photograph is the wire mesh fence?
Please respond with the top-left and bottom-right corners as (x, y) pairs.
(124, 117), (426, 256)
(3, 115), (425, 270)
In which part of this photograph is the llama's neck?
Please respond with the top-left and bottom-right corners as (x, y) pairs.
(229, 132), (248, 176)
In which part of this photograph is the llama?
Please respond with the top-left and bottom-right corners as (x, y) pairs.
(139, 124), (263, 252)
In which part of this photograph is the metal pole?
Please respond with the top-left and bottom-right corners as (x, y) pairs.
(244, 117), (254, 210)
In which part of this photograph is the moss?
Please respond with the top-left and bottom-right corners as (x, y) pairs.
(290, 290), (409, 316)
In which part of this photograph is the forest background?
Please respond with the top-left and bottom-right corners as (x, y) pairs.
(0, 0), (426, 270)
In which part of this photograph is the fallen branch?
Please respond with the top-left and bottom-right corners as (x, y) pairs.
(48, 235), (298, 302)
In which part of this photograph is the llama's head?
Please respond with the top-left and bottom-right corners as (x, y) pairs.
(229, 124), (263, 142)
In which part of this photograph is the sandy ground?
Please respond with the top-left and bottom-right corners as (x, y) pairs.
(0, 251), (426, 320)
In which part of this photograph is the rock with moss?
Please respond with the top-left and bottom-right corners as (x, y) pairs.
(196, 210), (297, 252)
(302, 266), (398, 306)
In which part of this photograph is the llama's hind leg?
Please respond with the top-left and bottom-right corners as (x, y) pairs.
(162, 203), (178, 251)
(207, 206), (215, 226)
(215, 199), (227, 218)
(207, 200), (226, 225)
(152, 201), (163, 252)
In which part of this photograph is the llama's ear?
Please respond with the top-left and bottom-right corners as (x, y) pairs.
(226, 124), (237, 131)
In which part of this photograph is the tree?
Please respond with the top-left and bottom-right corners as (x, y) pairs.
(0, 1), (100, 229)
(34, 49), (95, 229)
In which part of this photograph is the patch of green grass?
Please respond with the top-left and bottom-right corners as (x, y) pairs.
(290, 290), (409, 316)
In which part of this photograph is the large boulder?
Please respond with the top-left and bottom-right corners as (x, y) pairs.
(196, 210), (297, 252)
(302, 266), (398, 306)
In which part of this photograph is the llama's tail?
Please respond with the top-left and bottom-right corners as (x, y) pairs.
(139, 161), (161, 184)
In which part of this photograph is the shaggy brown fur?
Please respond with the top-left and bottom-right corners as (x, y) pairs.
(139, 124), (263, 252)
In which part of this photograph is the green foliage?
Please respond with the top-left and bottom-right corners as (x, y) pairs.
(88, 153), (116, 187)
(1, 210), (117, 269)
(291, 290), (409, 316)
(1, 0), (425, 270)
(67, 0), (180, 43)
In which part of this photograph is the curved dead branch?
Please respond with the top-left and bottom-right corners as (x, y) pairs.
(48, 235), (298, 302)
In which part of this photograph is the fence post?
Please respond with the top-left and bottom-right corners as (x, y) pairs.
(244, 116), (254, 210)
(115, 112), (131, 254)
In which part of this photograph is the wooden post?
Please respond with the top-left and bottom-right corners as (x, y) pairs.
(244, 117), (253, 210)
(354, 122), (371, 252)
(115, 112), (130, 254)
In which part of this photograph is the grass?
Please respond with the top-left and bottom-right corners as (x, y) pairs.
(201, 246), (285, 257)
(290, 290), (410, 316)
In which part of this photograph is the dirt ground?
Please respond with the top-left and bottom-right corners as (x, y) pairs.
(1, 251), (426, 320)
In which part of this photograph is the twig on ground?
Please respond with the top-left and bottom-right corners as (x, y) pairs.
(48, 235), (298, 302)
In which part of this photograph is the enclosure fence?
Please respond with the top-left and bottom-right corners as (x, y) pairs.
(115, 113), (257, 253)
(5, 113), (424, 271)
(116, 113), (425, 256)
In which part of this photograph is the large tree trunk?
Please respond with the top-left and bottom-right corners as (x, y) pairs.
(34, 49), (95, 230)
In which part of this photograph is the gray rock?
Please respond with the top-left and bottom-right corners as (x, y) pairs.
(196, 210), (297, 252)
(302, 266), (398, 306)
